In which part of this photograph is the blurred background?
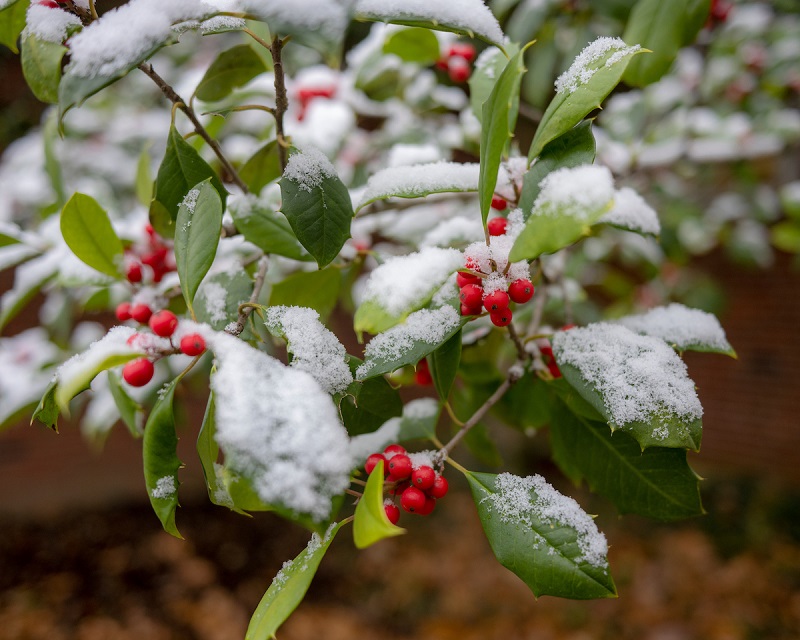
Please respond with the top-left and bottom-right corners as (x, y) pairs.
(1, 0), (800, 638)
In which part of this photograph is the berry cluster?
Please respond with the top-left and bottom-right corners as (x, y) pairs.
(364, 445), (449, 523)
(124, 224), (176, 284)
(295, 85), (336, 121)
(121, 309), (207, 387)
(435, 42), (476, 84)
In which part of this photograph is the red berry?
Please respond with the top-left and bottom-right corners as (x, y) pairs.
(384, 444), (406, 456)
(141, 247), (168, 269)
(459, 283), (483, 308)
(400, 486), (427, 513)
(180, 333), (206, 357)
(37, 0), (60, 7)
(411, 466), (436, 491)
(491, 195), (508, 210)
(448, 43), (476, 62)
(130, 303), (152, 324)
(416, 496), (436, 516)
(464, 256), (481, 271)
(490, 308), (513, 327)
(384, 503), (400, 525)
(122, 358), (154, 387)
(483, 290), (510, 312)
(448, 56), (471, 83)
(487, 217), (508, 236)
(460, 302), (481, 316)
(388, 479), (410, 496)
(365, 453), (386, 475)
(456, 271), (481, 287)
(435, 57), (449, 71)
(149, 310), (178, 337)
(126, 263), (143, 283)
(415, 359), (433, 386)
(562, 323), (576, 331)
(430, 475), (449, 499)
(115, 302), (132, 322)
(508, 279), (534, 304)
(387, 454), (413, 480)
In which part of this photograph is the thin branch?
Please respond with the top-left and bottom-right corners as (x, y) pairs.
(137, 63), (249, 193)
(269, 36), (290, 171)
(226, 256), (269, 337)
(507, 322), (529, 362)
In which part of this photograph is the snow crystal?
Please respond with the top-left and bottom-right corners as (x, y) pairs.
(555, 37), (640, 94)
(265, 306), (353, 395)
(616, 303), (732, 352)
(356, 306), (460, 378)
(151, 475), (177, 499)
(484, 473), (608, 568)
(404, 396), (439, 419)
(552, 323), (703, 428)
(419, 216), (484, 248)
(531, 165), (615, 219)
(360, 247), (463, 316)
(181, 188), (200, 214)
(200, 15), (246, 33)
(283, 146), (336, 192)
(358, 162), (480, 210)
(600, 187), (661, 234)
(270, 521), (338, 588)
(208, 333), (352, 521)
(408, 450), (436, 469)
(349, 417), (402, 462)
(24, 3), (81, 43)
(197, 282), (228, 324)
(354, 0), (504, 45)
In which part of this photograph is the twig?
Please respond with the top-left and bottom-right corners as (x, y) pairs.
(507, 322), (529, 362)
(137, 63), (249, 193)
(269, 36), (290, 171)
(226, 256), (269, 337)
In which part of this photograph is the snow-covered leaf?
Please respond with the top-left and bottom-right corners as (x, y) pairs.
(60, 193), (124, 278)
(174, 179), (223, 313)
(599, 187), (661, 235)
(20, 33), (66, 103)
(279, 147), (353, 268)
(552, 323), (704, 451)
(465, 470), (616, 599)
(143, 375), (184, 539)
(195, 269), (254, 332)
(353, 460), (405, 549)
(31, 378), (58, 431)
(196, 392), (244, 513)
(229, 195), (312, 262)
(195, 43), (267, 102)
(245, 521), (345, 640)
(528, 37), (644, 162)
(339, 356), (403, 436)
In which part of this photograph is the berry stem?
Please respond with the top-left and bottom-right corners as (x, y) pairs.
(226, 256), (269, 337)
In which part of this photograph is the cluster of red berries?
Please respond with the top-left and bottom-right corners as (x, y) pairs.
(435, 42), (476, 84)
(364, 444), (449, 523)
(414, 358), (433, 386)
(295, 85), (336, 121)
(124, 224), (176, 284)
(120, 309), (207, 387)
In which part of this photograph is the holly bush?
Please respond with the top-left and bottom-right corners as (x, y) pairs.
(1, 0), (779, 636)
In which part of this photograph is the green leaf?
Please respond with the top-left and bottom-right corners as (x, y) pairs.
(353, 460), (406, 549)
(31, 379), (59, 432)
(135, 146), (153, 206)
(493, 372), (551, 431)
(340, 357), (403, 437)
(0, 258), (56, 331)
(383, 27), (441, 64)
(0, 0), (29, 54)
(622, 0), (710, 87)
(21, 34), (66, 104)
(143, 376), (184, 539)
(518, 121), (596, 217)
(108, 370), (144, 438)
(771, 221), (800, 254)
(279, 154), (353, 268)
(269, 267), (341, 321)
(549, 396), (704, 521)
(43, 111), (65, 206)
(465, 470), (616, 599)
(195, 269), (254, 332)
(245, 521), (345, 640)
(429, 329), (462, 401)
(528, 42), (645, 162)
(230, 198), (311, 262)
(152, 125), (227, 236)
(174, 179), (223, 312)
(195, 44), (267, 102)
(239, 140), (282, 194)
(197, 392), (246, 512)
(479, 47), (527, 227)
(60, 193), (124, 277)
(468, 46), (512, 124)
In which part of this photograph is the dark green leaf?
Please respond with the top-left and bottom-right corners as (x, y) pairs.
(60, 193), (124, 277)
(152, 125), (227, 236)
(174, 179), (223, 312)
(195, 44), (267, 102)
(239, 140), (282, 193)
(143, 376), (184, 539)
(518, 121), (596, 217)
(269, 267), (340, 321)
(108, 370), (144, 438)
(450, 383), (502, 466)
(383, 27), (440, 64)
(21, 34), (66, 104)
(493, 372), (551, 431)
(195, 269), (254, 331)
(0, 0), (28, 54)
(430, 329), (462, 401)
(528, 43), (645, 161)
(230, 198), (311, 262)
(469, 45), (519, 124)
(245, 521), (345, 640)
(549, 397), (704, 521)
(479, 47), (527, 227)
(465, 470), (616, 599)
(31, 379), (59, 432)
(279, 154), (353, 268)
(353, 460), (405, 549)
(340, 358), (403, 436)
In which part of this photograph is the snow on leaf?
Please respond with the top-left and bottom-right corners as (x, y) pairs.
(554, 37), (641, 95)
(600, 187), (661, 235)
(282, 146), (337, 192)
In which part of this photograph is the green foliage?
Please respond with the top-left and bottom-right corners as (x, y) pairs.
(31, 379), (59, 432)
(195, 44), (267, 102)
(340, 358), (403, 436)
(239, 141), (282, 194)
(353, 461), (406, 548)
(108, 371), (144, 438)
(195, 270), (254, 332)
(429, 329), (462, 401)
(383, 27), (440, 64)
(268, 268), (341, 321)
(229, 198), (312, 262)
(0, 0), (28, 54)
(60, 193), (124, 277)
(20, 34), (66, 104)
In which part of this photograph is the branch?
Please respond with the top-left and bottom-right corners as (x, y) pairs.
(269, 36), (290, 172)
(137, 63), (249, 194)
(226, 256), (269, 337)
(507, 322), (529, 362)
